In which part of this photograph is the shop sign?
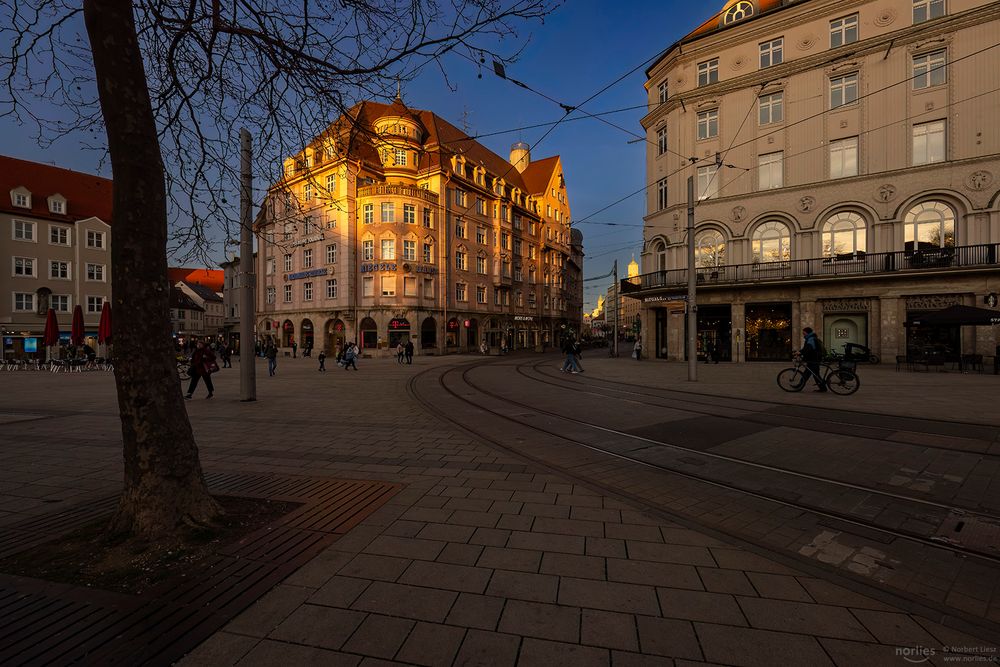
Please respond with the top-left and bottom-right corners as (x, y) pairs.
(415, 265), (437, 274)
(643, 295), (686, 303)
(514, 315), (535, 322)
(361, 262), (397, 272)
(822, 298), (870, 313)
(389, 318), (410, 330)
(24, 338), (38, 353)
(288, 268), (328, 280)
(447, 319), (459, 331)
(291, 235), (324, 247)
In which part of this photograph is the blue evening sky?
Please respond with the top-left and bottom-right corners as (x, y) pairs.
(1, 1), (719, 312)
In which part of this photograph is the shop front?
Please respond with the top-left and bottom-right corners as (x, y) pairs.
(421, 316), (437, 350)
(326, 319), (345, 354)
(281, 320), (295, 347)
(820, 299), (871, 356)
(696, 305), (732, 362)
(744, 302), (792, 361)
(446, 317), (460, 349)
(301, 319), (315, 350)
(904, 295), (963, 359)
(359, 317), (378, 350)
(388, 317), (410, 348)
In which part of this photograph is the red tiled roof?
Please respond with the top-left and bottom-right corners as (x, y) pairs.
(0, 155), (113, 223)
(168, 268), (224, 293)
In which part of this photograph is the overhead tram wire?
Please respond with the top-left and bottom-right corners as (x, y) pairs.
(694, 80), (765, 206)
(572, 40), (1000, 226)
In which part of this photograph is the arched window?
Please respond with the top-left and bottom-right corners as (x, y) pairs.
(722, 1), (754, 25)
(905, 201), (955, 252)
(822, 212), (867, 257)
(651, 240), (667, 272)
(752, 221), (791, 263)
(695, 230), (726, 268)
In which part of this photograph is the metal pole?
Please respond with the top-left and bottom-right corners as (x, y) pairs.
(687, 175), (697, 382)
(613, 259), (619, 358)
(239, 128), (257, 401)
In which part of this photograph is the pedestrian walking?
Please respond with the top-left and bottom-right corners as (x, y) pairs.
(266, 344), (278, 376)
(573, 339), (585, 372)
(185, 340), (217, 399)
(220, 345), (232, 368)
(560, 337), (581, 373)
(291, 341), (298, 358)
(343, 342), (359, 371)
(800, 327), (827, 392)
(396, 341), (405, 364)
(633, 338), (643, 361)
(318, 350), (326, 371)
(404, 340), (414, 365)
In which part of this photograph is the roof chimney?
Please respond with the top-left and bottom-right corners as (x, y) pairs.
(509, 142), (531, 173)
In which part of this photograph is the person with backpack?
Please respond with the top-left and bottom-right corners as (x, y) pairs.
(799, 327), (826, 392)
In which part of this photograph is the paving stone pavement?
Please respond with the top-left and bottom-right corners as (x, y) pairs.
(0, 354), (997, 666)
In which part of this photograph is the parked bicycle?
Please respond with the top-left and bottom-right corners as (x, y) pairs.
(826, 342), (880, 365)
(777, 354), (860, 395)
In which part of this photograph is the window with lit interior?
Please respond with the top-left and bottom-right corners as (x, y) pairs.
(752, 221), (791, 263)
(822, 212), (867, 257)
(695, 230), (726, 268)
(905, 201), (954, 252)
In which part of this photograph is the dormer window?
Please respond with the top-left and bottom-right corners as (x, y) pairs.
(722, 1), (754, 25)
(12, 190), (30, 208)
(50, 199), (65, 214)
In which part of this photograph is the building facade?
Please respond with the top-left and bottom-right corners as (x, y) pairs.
(176, 279), (224, 336)
(219, 255), (242, 345)
(255, 98), (582, 356)
(629, 0), (1000, 363)
(1, 156), (113, 358)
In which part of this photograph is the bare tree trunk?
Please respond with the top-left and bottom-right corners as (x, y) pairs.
(83, 0), (220, 539)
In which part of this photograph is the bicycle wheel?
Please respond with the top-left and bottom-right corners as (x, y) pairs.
(776, 368), (806, 392)
(827, 369), (860, 395)
(868, 354), (880, 365)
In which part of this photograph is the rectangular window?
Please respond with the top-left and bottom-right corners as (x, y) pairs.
(513, 215), (522, 231)
(697, 166), (718, 200)
(830, 73), (858, 108)
(501, 232), (510, 251)
(380, 202), (395, 223)
(658, 81), (668, 104)
(86, 230), (105, 249)
(13, 257), (35, 277)
(476, 198), (486, 215)
(50, 260), (70, 279)
(476, 286), (487, 304)
(326, 244), (337, 264)
(657, 178), (668, 211)
(265, 287), (275, 304)
(759, 92), (783, 125)
(50, 199), (64, 214)
(455, 217), (466, 238)
(403, 276), (416, 297)
(303, 248), (313, 268)
(86, 263), (105, 281)
(403, 240), (416, 261)
(381, 276), (395, 296)
(363, 204), (374, 224)
(759, 38), (783, 68)
(455, 283), (467, 302)
(829, 136), (859, 178)
(455, 251), (467, 270)
(913, 120), (946, 165)
(529, 245), (536, 260)
(326, 278), (338, 299)
(657, 127), (667, 155)
(49, 226), (70, 245)
(494, 289), (501, 306)
(394, 148), (407, 166)
(697, 58), (719, 86)
(362, 276), (374, 297)
(362, 240), (374, 261)
(284, 254), (292, 271)
(913, 0), (945, 24)
(514, 266), (523, 282)
(303, 183), (312, 201)
(477, 256), (487, 274)
(830, 14), (858, 48)
(758, 152), (784, 190)
(514, 239), (522, 256)
(51, 295), (70, 312)
(303, 282), (313, 301)
(913, 50), (947, 89)
(381, 239), (395, 260)
(283, 222), (293, 241)
(401, 204), (415, 224)
(13, 193), (29, 208)
(13, 220), (35, 241)
(326, 173), (336, 194)
(423, 278), (434, 299)
(697, 109), (719, 140)
(86, 296), (104, 313)
(14, 292), (35, 311)
(423, 207), (432, 228)
(266, 257), (275, 275)
(454, 189), (466, 207)
(283, 284), (292, 302)
(476, 227), (486, 244)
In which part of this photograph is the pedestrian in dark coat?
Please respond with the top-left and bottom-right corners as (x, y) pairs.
(185, 341), (217, 399)
(318, 350), (326, 371)
(404, 340), (414, 364)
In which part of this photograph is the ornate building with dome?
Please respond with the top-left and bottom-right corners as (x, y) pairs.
(254, 97), (583, 355)
(627, 0), (1000, 363)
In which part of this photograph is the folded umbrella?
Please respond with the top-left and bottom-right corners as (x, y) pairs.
(98, 301), (112, 344)
(43, 308), (60, 347)
(71, 304), (85, 346)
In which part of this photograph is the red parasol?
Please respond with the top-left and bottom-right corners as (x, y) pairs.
(71, 304), (85, 346)
(98, 301), (112, 344)
(43, 308), (60, 347)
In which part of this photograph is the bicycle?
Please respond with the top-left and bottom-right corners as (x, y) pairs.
(776, 355), (860, 395)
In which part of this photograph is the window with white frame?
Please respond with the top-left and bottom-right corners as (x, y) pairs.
(326, 173), (336, 194)
(476, 227), (486, 244)
(752, 221), (792, 263)
(697, 59), (719, 86)
(303, 248), (313, 268)
(830, 14), (858, 48)
(50, 260), (70, 279)
(381, 202), (395, 223)
(381, 239), (396, 260)
(912, 50), (946, 89)
(476, 197), (486, 215)
(454, 189), (466, 207)
(13, 257), (35, 277)
(423, 207), (432, 228)
(423, 241), (433, 263)
(14, 292), (34, 311)
(13, 220), (35, 241)
(326, 244), (337, 264)
(49, 226), (70, 246)
(362, 275), (374, 297)
(476, 285), (487, 304)
(477, 256), (487, 274)
(86, 295), (104, 313)
(759, 38), (783, 68)
(303, 183), (312, 201)
(284, 254), (292, 271)
(302, 216), (313, 235)
(455, 283), (467, 302)
(381, 276), (395, 296)
(265, 286), (275, 304)
(86, 230), (105, 249)
(657, 178), (668, 211)
(830, 73), (858, 108)
(759, 92), (783, 125)
(303, 281), (313, 301)
(657, 81), (668, 104)
(326, 278), (337, 299)
(697, 166), (718, 200)
(403, 204), (416, 224)
(283, 222), (293, 240)
(905, 201), (955, 251)
(283, 284), (292, 302)
(51, 294), (70, 312)
(455, 217), (466, 238)
(913, 0), (944, 24)
(455, 251), (467, 270)
(657, 127), (667, 155)
(363, 204), (374, 224)
(50, 199), (65, 214)
(697, 109), (718, 140)
(394, 148), (407, 166)
(266, 257), (275, 275)
(829, 137), (859, 178)
(403, 239), (416, 260)
(822, 212), (867, 257)
(362, 240), (374, 261)
(695, 230), (726, 268)
(13, 192), (30, 208)
(913, 120), (945, 165)
(86, 263), (105, 281)
(758, 152), (784, 190)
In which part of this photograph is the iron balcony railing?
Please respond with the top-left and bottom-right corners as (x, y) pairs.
(356, 184), (439, 203)
(624, 243), (1000, 294)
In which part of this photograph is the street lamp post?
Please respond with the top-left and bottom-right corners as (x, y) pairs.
(686, 175), (697, 383)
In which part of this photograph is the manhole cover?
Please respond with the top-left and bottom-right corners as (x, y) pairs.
(934, 513), (1000, 554)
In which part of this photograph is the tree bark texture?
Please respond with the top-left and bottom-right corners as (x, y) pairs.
(83, 0), (220, 539)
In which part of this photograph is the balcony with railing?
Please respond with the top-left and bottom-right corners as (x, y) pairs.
(356, 184), (439, 203)
(622, 243), (1000, 295)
